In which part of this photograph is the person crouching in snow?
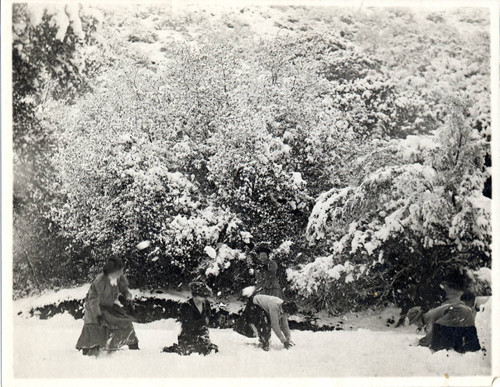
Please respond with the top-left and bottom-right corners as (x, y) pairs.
(408, 290), (481, 353)
(76, 256), (139, 356)
(162, 282), (218, 356)
(238, 287), (297, 351)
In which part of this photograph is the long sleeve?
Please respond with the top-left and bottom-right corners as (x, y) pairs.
(279, 315), (291, 341)
(204, 301), (213, 325)
(118, 275), (132, 299)
(435, 303), (475, 327)
(423, 304), (450, 325)
(179, 302), (192, 324)
(268, 304), (287, 343)
(267, 260), (277, 275)
(87, 278), (105, 319)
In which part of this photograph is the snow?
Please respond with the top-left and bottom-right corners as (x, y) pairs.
(473, 267), (492, 286)
(476, 299), (491, 357)
(12, 287), (492, 377)
(14, 285), (90, 316)
(14, 285), (191, 317)
(13, 310), (491, 378)
(26, 4), (45, 26)
(291, 172), (306, 187)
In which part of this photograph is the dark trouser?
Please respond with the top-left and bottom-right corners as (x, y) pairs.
(430, 324), (481, 353)
(243, 298), (271, 349)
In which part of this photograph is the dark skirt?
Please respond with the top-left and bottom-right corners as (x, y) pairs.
(163, 327), (218, 356)
(430, 324), (481, 353)
(76, 304), (138, 351)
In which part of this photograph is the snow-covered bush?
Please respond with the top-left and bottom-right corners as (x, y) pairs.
(289, 100), (491, 312)
(287, 256), (373, 313)
(13, 3), (105, 297)
(17, 6), (490, 300)
(42, 66), (251, 288)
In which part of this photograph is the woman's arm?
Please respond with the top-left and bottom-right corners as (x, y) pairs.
(422, 304), (450, 325)
(179, 302), (192, 324)
(279, 315), (291, 341)
(118, 275), (132, 300)
(205, 301), (212, 325)
(268, 260), (278, 275)
(87, 279), (104, 319)
(268, 304), (287, 343)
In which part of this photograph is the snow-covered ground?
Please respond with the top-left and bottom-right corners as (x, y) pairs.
(13, 292), (492, 378)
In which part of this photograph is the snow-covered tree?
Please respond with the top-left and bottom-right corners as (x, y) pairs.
(288, 98), (490, 312)
(13, 3), (105, 296)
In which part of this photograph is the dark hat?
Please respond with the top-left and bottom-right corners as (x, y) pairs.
(189, 281), (213, 298)
(103, 256), (124, 275)
(256, 243), (272, 255)
(407, 306), (423, 326)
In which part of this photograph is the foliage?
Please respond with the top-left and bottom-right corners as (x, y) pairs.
(14, 5), (491, 307)
(288, 98), (491, 312)
(12, 4), (105, 297)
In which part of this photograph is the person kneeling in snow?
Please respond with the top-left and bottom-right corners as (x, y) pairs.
(76, 256), (139, 356)
(237, 287), (297, 351)
(162, 282), (218, 356)
(408, 290), (481, 353)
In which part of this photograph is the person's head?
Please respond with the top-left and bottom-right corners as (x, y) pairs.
(256, 245), (271, 262)
(441, 269), (469, 293)
(189, 281), (212, 301)
(460, 290), (476, 308)
(103, 256), (124, 280)
(282, 301), (298, 316)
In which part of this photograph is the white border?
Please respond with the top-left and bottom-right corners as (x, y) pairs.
(2, 0), (499, 386)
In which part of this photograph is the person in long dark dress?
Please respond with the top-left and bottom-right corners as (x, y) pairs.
(76, 256), (139, 356)
(162, 282), (218, 356)
(408, 290), (481, 353)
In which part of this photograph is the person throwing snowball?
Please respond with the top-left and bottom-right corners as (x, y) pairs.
(76, 256), (139, 356)
(254, 244), (283, 298)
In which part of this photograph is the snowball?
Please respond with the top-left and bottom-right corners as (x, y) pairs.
(136, 240), (151, 250)
(204, 246), (217, 259)
(242, 286), (256, 297)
